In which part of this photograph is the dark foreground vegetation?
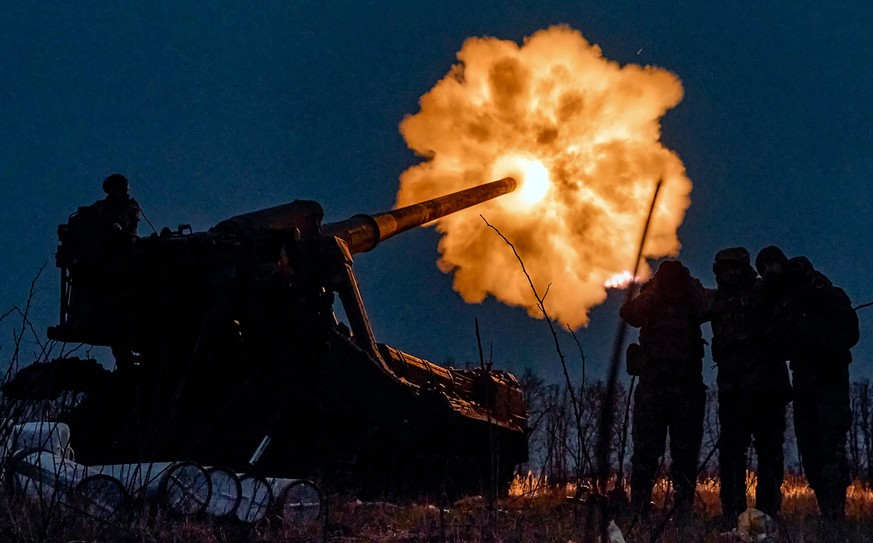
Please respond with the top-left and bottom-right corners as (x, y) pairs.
(4, 266), (873, 542)
(3, 476), (873, 542)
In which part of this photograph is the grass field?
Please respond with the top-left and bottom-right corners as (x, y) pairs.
(3, 474), (873, 542)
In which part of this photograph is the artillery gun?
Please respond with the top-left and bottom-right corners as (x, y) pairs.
(6, 178), (528, 497)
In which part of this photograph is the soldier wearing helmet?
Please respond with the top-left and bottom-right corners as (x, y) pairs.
(708, 247), (790, 528)
(766, 253), (858, 523)
(43, 174), (143, 372)
(620, 260), (711, 518)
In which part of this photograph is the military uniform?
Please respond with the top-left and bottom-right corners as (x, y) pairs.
(91, 192), (141, 240)
(620, 260), (711, 515)
(770, 256), (858, 520)
(708, 247), (790, 524)
(85, 174), (141, 366)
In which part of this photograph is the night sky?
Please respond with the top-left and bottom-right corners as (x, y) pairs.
(2, 2), (871, 386)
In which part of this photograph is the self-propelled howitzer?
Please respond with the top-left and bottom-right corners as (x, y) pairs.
(9, 178), (528, 497)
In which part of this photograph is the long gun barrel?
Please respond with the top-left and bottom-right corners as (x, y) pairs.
(323, 177), (516, 254)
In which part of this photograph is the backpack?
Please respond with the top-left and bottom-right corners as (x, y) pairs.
(806, 277), (859, 354)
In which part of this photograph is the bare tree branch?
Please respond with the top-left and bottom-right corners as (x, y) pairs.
(854, 300), (873, 311)
(481, 214), (594, 482)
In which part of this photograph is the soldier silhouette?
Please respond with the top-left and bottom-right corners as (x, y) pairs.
(620, 260), (711, 518)
(92, 173), (141, 239)
(761, 251), (859, 524)
(708, 247), (790, 528)
(88, 174), (141, 370)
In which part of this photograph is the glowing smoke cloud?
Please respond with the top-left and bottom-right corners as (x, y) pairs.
(397, 26), (691, 328)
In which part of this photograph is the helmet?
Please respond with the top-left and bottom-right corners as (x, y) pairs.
(653, 260), (692, 291)
(713, 247), (750, 275)
(102, 173), (129, 195)
(754, 245), (788, 275)
(656, 259), (688, 276)
(786, 255), (813, 275)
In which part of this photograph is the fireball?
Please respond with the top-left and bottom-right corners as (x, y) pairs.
(396, 26), (691, 327)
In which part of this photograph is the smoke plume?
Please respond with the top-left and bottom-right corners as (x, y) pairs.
(397, 26), (691, 328)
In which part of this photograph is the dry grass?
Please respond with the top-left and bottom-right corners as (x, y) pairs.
(3, 474), (873, 542)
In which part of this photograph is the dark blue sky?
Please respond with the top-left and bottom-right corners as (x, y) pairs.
(2, 2), (871, 385)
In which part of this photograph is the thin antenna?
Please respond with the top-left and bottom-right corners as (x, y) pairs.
(475, 318), (486, 370)
(588, 178), (663, 543)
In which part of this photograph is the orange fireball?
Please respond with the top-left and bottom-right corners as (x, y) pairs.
(396, 26), (691, 328)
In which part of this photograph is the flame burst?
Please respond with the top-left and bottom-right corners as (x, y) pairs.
(396, 26), (691, 327)
(604, 271), (640, 290)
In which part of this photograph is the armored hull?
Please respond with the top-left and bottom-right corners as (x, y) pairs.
(7, 179), (528, 497)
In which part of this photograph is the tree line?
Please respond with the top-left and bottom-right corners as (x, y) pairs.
(517, 371), (873, 487)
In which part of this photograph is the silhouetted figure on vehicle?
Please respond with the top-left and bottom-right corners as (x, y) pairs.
(620, 260), (711, 518)
(60, 174), (141, 266)
(93, 173), (141, 239)
(708, 247), (790, 527)
(762, 250), (859, 523)
(55, 174), (141, 365)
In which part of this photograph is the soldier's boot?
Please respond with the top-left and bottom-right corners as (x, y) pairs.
(672, 497), (695, 524)
(630, 490), (654, 520)
(607, 487), (630, 516)
(819, 516), (849, 543)
(817, 485), (847, 521)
